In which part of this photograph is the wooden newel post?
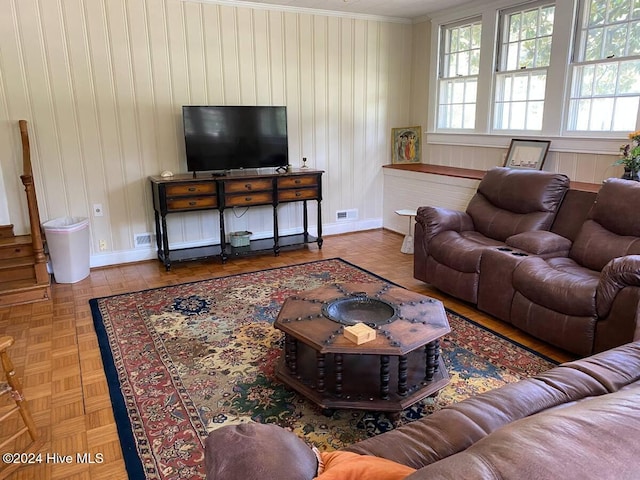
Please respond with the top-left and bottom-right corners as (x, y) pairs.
(18, 120), (48, 284)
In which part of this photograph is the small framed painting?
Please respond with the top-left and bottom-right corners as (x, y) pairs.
(504, 139), (551, 170)
(392, 126), (422, 164)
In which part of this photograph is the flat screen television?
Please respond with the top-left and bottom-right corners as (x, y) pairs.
(182, 105), (288, 173)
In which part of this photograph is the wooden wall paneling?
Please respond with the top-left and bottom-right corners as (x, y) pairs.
(0, 1), (30, 234)
(236, 7), (258, 104)
(266, 11), (286, 106)
(40, 0), (88, 228)
(252, 9), (272, 105)
(383, 169), (479, 234)
(352, 19), (366, 220)
(63, 0), (106, 254)
(104, 0), (141, 252)
(16, 0), (64, 221)
(340, 19), (354, 214)
(184, 1), (208, 103)
(2, 0), (417, 264)
(202, 4), (226, 105)
(83, 0), (119, 253)
(165, 0), (193, 244)
(364, 21), (383, 222)
(312, 15), (328, 174)
(219, 5), (241, 105)
(147, 0), (180, 175)
(125, 0), (161, 244)
(326, 16), (342, 224)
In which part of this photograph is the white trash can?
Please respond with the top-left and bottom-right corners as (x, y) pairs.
(42, 216), (90, 283)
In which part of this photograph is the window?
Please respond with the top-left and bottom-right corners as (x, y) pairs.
(567, 0), (640, 132)
(437, 19), (482, 129)
(494, 2), (555, 131)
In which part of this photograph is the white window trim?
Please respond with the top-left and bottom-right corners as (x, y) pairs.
(427, 0), (626, 155)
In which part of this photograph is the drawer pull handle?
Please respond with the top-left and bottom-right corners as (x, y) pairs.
(188, 187), (196, 192)
(295, 179), (301, 184)
(245, 184), (252, 190)
(189, 201), (197, 206)
(295, 191), (302, 197)
(245, 196), (252, 201)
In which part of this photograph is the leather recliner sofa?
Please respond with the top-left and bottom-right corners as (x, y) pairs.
(415, 172), (640, 356)
(204, 341), (640, 480)
(413, 167), (570, 304)
(497, 178), (640, 356)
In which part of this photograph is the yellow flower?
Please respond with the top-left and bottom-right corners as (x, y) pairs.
(628, 130), (640, 140)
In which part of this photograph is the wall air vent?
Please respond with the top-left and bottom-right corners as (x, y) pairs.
(134, 233), (153, 248)
(336, 209), (358, 221)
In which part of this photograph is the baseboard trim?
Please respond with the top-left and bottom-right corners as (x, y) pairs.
(89, 219), (383, 268)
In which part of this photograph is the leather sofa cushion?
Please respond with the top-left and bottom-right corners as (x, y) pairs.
(512, 256), (600, 317)
(465, 168), (569, 242)
(506, 230), (572, 255)
(404, 386), (640, 480)
(346, 343), (640, 470)
(467, 196), (559, 242)
(570, 220), (640, 272)
(474, 167), (569, 215)
(429, 231), (504, 273)
(590, 178), (640, 237)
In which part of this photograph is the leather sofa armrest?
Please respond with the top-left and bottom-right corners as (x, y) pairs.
(416, 206), (474, 242)
(204, 423), (318, 480)
(506, 231), (572, 256)
(596, 255), (640, 318)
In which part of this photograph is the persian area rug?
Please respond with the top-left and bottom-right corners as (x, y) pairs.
(89, 258), (556, 480)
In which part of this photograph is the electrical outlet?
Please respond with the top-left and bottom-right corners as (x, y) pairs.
(99, 240), (107, 251)
(93, 203), (103, 217)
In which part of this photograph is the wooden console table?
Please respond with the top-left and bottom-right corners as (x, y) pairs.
(149, 168), (323, 270)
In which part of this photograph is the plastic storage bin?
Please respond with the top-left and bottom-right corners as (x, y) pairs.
(229, 231), (252, 247)
(42, 216), (90, 283)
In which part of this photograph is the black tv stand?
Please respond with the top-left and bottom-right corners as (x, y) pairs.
(149, 169), (323, 270)
(275, 165), (288, 173)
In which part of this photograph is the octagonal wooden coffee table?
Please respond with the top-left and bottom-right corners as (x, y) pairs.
(274, 281), (450, 413)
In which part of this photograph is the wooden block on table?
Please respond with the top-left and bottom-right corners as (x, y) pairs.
(343, 323), (376, 345)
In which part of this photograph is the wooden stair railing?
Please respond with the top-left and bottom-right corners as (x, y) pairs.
(18, 120), (49, 286)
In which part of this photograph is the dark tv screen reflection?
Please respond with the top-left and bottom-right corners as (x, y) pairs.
(182, 105), (288, 173)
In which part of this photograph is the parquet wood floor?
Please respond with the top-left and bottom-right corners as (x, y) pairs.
(0, 229), (575, 479)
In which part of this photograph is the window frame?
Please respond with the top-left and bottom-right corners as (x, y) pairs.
(427, 0), (630, 153)
(436, 17), (483, 131)
(565, 0), (640, 134)
(492, 1), (556, 132)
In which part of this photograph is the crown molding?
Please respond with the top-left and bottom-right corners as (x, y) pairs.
(179, 0), (413, 24)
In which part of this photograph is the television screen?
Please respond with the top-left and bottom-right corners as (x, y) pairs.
(182, 105), (288, 173)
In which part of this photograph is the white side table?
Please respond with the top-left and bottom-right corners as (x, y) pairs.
(395, 209), (417, 254)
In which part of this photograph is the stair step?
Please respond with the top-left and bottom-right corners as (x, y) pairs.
(0, 235), (34, 259)
(0, 257), (36, 282)
(0, 225), (14, 239)
(0, 279), (51, 307)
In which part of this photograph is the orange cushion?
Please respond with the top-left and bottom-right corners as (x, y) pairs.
(315, 451), (416, 480)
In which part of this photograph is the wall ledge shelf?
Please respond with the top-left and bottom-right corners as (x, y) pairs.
(383, 164), (601, 193)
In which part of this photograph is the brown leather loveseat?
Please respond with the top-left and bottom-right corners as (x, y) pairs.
(415, 170), (640, 356)
(413, 167), (570, 304)
(204, 342), (640, 479)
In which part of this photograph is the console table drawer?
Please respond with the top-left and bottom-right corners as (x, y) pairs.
(278, 188), (319, 202)
(224, 179), (273, 193)
(225, 192), (273, 207)
(277, 175), (318, 189)
(167, 196), (218, 211)
(166, 183), (216, 196)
